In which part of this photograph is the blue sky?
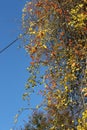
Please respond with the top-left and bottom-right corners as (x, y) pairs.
(0, 0), (42, 130)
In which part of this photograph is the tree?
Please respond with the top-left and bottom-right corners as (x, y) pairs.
(22, 0), (87, 129)
(22, 110), (51, 130)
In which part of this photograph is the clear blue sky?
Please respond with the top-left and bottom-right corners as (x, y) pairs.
(0, 0), (42, 130)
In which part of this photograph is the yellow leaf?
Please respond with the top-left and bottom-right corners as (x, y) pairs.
(43, 45), (47, 49)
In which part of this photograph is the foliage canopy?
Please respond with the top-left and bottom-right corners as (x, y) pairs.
(22, 0), (87, 129)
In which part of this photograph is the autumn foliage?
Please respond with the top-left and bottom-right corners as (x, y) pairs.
(22, 0), (87, 129)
